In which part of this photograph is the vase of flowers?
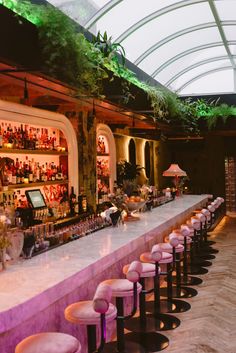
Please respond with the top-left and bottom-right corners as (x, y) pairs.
(0, 218), (11, 271)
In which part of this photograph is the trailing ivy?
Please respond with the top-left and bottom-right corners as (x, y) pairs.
(1, 0), (107, 95)
(2, 0), (236, 133)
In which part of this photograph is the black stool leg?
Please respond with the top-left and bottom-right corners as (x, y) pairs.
(148, 262), (191, 313)
(173, 238), (203, 286)
(160, 248), (198, 299)
(187, 230), (210, 273)
(116, 297), (125, 352)
(87, 325), (97, 353)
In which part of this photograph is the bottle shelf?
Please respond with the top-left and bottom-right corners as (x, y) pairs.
(0, 148), (68, 156)
(8, 179), (68, 189)
(97, 153), (109, 157)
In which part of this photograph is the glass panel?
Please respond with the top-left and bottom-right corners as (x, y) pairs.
(138, 27), (222, 77)
(215, 0), (236, 21)
(222, 26), (236, 41)
(121, 2), (214, 61)
(171, 59), (231, 90)
(89, 0), (185, 37)
(229, 45), (236, 54)
(157, 46), (229, 84)
(46, 0), (110, 27)
(179, 69), (234, 95)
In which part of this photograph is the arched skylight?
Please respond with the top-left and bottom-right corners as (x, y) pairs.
(47, 0), (236, 95)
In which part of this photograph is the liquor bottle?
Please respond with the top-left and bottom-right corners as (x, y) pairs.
(79, 188), (87, 213)
(69, 186), (76, 216)
(0, 126), (3, 148)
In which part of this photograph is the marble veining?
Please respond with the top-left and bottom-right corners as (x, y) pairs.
(0, 195), (208, 353)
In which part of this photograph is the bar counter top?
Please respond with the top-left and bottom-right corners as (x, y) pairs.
(0, 195), (208, 341)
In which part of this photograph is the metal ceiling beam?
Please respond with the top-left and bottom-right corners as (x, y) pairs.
(85, 0), (122, 30)
(165, 55), (234, 87)
(208, 0), (236, 69)
(151, 40), (236, 78)
(115, 0), (206, 43)
(134, 21), (236, 66)
(176, 66), (232, 93)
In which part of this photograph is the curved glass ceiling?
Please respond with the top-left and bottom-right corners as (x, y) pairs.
(47, 0), (236, 95)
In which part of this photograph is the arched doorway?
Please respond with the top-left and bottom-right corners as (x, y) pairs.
(129, 138), (136, 166)
(144, 141), (151, 179)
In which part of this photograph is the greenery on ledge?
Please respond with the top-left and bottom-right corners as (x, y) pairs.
(1, 0), (236, 134)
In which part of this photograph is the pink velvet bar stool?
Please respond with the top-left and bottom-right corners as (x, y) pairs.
(157, 235), (197, 299)
(140, 241), (191, 315)
(65, 283), (117, 353)
(100, 261), (144, 353)
(185, 216), (209, 274)
(122, 258), (170, 352)
(194, 210), (218, 257)
(170, 227), (202, 287)
(15, 332), (82, 353)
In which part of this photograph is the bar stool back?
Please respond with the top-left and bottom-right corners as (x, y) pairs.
(65, 283), (117, 353)
(101, 261), (144, 353)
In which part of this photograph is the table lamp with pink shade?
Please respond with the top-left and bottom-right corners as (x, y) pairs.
(162, 164), (187, 196)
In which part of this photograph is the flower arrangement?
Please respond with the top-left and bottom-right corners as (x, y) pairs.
(0, 215), (11, 270)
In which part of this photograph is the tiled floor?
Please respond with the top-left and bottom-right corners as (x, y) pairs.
(163, 216), (236, 353)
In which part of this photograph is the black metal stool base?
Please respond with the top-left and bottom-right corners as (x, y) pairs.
(206, 240), (216, 246)
(125, 312), (180, 333)
(146, 298), (191, 313)
(126, 331), (169, 352)
(190, 259), (212, 267)
(186, 265), (208, 275)
(172, 275), (203, 286)
(160, 285), (198, 298)
(198, 254), (216, 260)
(102, 338), (146, 353)
(200, 248), (219, 254)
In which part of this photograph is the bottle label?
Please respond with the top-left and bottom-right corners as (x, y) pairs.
(82, 198), (87, 212)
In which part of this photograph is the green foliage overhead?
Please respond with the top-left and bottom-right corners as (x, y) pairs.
(1, 0), (236, 133)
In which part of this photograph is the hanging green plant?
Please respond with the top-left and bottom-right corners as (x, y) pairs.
(2, 0), (236, 134)
(2, 0), (108, 96)
(93, 31), (126, 67)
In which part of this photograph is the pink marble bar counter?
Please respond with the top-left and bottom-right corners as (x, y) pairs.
(0, 195), (209, 353)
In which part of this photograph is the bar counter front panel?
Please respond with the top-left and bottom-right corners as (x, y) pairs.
(0, 195), (208, 353)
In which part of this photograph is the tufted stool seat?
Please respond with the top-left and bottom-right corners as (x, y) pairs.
(15, 332), (81, 353)
(65, 283), (116, 353)
(65, 299), (117, 325)
(140, 249), (173, 264)
(171, 229), (192, 245)
(155, 241), (185, 253)
(123, 262), (160, 278)
(102, 278), (142, 297)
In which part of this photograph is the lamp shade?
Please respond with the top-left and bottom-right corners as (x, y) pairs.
(163, 164), (187, 177)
